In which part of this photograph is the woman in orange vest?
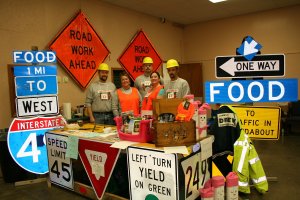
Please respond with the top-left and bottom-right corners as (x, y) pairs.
(141, 72), (164, 111)
(116, 72), (141, 115)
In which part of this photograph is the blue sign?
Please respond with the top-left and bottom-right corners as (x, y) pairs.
(7, 116), (65, 174)
(8, 129), (49, 174)
(15, 76), (58, 97)
(237, 36), (262, 61)
(14, 65), (57, 76)
(205, 79), (298, 103)
(13, 51), (56, 64)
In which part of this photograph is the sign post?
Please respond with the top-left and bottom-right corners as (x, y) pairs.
(8, 50), (60, 175)
(208, 37), (293, 183)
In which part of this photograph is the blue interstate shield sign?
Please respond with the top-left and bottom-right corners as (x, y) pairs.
(7, 116), (65, 174)
(8, 129), (50, 174)
(205, 78), (298, 103)
(15, 75), (58, 97)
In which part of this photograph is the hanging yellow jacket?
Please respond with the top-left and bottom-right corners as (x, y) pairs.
(232, 131), (268, 194)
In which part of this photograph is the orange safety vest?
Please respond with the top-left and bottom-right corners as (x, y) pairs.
(117, 87), (140, 115)
(141, 85), (163, 111)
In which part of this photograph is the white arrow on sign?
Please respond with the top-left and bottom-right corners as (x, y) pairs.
(243, 40), (259, 55)
(220, 58), (280, 76)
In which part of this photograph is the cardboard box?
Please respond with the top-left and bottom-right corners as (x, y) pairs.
(152, 99), (196, 147)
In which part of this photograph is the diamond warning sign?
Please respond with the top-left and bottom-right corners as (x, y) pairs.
(118, 30), (163, 80)
(49, 11), (110, 89)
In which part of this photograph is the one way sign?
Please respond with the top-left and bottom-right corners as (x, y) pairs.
(216, 54), (285, 78)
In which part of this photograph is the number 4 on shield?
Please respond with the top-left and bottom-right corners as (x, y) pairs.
(17, 132), (41, 162)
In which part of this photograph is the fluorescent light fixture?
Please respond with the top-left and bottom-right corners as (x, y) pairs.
(209, 0), (227, 3)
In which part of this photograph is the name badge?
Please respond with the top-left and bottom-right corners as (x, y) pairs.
(183, 101), (190, 110)
(167, 92), (175, 99)
(143, 81), (151, 87)
(101, 93), (108, 100)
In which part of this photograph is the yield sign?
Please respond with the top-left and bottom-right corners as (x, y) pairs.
(49, 11), (110, 89)
(118, 30), (163, 80)
(79, 139), (120, 199)
(215, 54), (285, 78)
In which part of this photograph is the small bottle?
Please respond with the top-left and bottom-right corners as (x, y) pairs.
(198, 103), (211, 138)
(226, 172), (239, 200)
(133, 120), (140, 135)
(200, 187), (214, 200)
(212, 176), (225, 200)
(124, 123), (129, 134)
(192, 101), (201, 139)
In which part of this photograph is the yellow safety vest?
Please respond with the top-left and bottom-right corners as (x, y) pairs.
(232, 131), (268, 194)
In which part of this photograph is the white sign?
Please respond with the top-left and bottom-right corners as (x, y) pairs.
(85, 149), (107, 180)
(16, 95), (59, 117)
(200, 137), (213, 161)
(181, 150), (211, 200)
(46, 133), (73, 190)
(215, 54), (285, 78)
(220, 58), (279, 76)
(128, 147), (178, 200)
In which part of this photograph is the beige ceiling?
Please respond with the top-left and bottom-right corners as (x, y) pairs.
(102, 0), (300, 25)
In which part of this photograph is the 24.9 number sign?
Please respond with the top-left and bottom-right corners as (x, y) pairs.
(46, 133), (74, 190)
(181, 151), (211, 200)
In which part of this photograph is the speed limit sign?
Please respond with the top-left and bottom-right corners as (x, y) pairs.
(46, 132), (74, 190)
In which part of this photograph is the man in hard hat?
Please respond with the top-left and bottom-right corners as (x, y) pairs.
(164, 59), (190, 99)
(85, 63), (119, 125)
(134, 56), (154, 99)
